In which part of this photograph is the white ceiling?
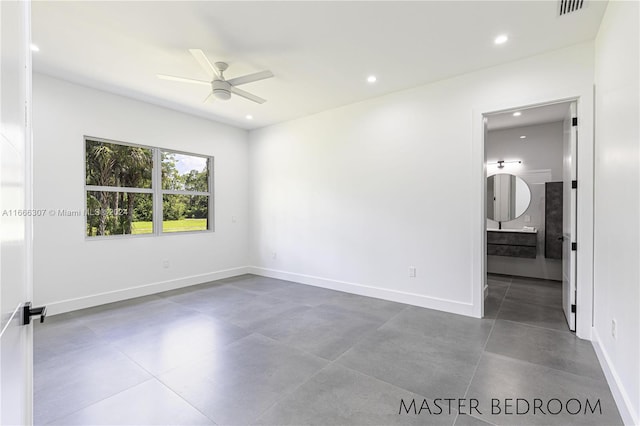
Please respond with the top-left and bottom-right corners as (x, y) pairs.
(32, 1), (608, 130)
(486, 101), (573, 130)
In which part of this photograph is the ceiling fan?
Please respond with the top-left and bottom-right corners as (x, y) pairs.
(157, 49), (273, 104)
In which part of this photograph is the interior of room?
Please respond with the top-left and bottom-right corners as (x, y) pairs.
(486, 103), (570, 281)
(1, 1), (638, 425)
(483, 102), (576, 334)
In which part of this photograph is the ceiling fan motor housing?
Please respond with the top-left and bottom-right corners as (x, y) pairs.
(158, 51), (271, 103)
(212, 79), (231, 100)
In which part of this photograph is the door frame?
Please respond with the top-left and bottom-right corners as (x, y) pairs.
(471, 86), (594, 340)
(0, 0), (34, 422)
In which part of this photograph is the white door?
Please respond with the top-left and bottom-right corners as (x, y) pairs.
(0, 0), (34, 424)
(562, 102), (577, 331)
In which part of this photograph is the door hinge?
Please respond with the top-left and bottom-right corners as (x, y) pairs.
(571, 180), (577, 189)
(22, 302), (47, 325)
(571, 304), (576, 313)
(572, 117), (578, 126)
(571, 242), (577, 251)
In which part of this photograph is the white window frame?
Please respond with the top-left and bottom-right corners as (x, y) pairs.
(84, 136), (214, 239)
(157, 148), (215, 235)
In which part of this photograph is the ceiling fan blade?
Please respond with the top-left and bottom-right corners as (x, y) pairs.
(230, 86), (266, 104)
(157, 74), (210, 86)
(189, 49), (220, 78)
(203, 92), (215, 104)
(227, 70), (274, 87)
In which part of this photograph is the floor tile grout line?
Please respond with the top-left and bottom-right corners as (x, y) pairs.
(252, 358), (335, 423)
(153, 376), (219, 425)
(452, 277), (511, 426)
(155, 330), (330, 424)
(147, 330), (258, 379)
(481, 350), (611, 385)
(458, 413), (498, 426)
(250, 331), (333, 362)
(495, 274), (573, 334)
(502, 283), (563, 302)
(502, 297), (565, 311)
(252, 304), (411, 366)
(373, 304), (411, 330)
(34, 337), (150, 397)
(253, 358), (461, 425)
(42, 377), (155, 425)
(130, 330), (325, 425)
(455, 332), (493, 425)
(102, 325), (231, 381)
(329, 305), (411, 365)
(497, 317), (572, 335)
(492, 277), (510, 319)
(251, 307), (413, 423)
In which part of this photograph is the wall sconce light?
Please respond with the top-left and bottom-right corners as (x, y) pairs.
(489, 160), (522, 169)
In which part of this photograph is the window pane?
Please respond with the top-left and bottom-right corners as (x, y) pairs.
(162, 194), (208, 232)
(161, 152), (209, 191)
(86, 140), (152, 188)
(86, 191), (153, 236)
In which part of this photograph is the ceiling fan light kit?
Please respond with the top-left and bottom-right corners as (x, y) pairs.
(212, 80), (232, 100)
(157, 49), (273, 105)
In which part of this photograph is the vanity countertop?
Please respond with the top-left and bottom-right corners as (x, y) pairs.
(487, 228), (537, 234)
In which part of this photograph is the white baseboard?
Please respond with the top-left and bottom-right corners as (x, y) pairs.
(591, 327), (638, 426)
(45, 266), (251, 316)
(248, 266), (475, 317)
(46, 264), (476, 319)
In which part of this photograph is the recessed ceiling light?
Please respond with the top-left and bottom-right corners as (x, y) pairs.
(30, 43), (40, 52)
(494, 34), (508, 45)
(513, 111), (522, 117)
(367, 75), (377, 83)
(520, 135), (526, 139)
(245, 115), (253, 120)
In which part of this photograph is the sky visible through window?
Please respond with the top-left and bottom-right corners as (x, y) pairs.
(174, 153), (207, 174)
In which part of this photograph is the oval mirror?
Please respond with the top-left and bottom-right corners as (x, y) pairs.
(487, 173), (531, 222)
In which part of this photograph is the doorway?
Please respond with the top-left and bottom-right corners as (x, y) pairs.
(481, 100), (579, 332)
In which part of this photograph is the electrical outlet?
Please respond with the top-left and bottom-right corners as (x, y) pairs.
(271, 252), (277, 260)
(162, 259), (170, 269)
(408, 266), (416, 278)
(611, 319), (617, 339)
(524, 214), (531, 223)
(232, 216), (237, 223)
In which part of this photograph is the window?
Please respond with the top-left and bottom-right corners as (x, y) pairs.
(161, 151), (211, 233)
(84, 137), (213, 238)
(85, 139), (153, 237)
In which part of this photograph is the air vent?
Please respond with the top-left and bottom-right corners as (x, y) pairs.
(558, 0), (586, 16)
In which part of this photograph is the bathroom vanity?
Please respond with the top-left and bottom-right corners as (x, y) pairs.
(487, 228), (537, 259)
(486, 173), (537, 258)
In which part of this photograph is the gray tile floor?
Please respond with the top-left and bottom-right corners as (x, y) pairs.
(34, 274), (623, 425)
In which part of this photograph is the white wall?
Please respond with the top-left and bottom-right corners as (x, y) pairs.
(592, 1), (640, 424)
(248, 42), (595, 317)
(32, 74), (250, 314)
(486, 121), (564, 281)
